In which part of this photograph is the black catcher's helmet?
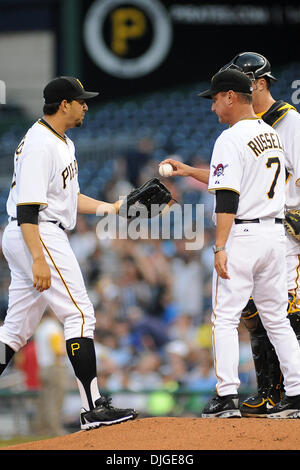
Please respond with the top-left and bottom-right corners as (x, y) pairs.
(219, 52), (277, 82)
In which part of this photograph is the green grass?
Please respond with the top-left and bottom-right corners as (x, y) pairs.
(0, 435), (51, 448)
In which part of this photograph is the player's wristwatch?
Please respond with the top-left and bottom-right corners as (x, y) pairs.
(213, 245), (226, 254)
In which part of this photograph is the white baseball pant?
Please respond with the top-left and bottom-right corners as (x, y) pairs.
(212, 219), (300, 397)
(0, 220), (95, 352)
(286, 233), (300, 303)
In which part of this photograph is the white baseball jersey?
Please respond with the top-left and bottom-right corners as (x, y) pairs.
(274, 108), (300, 211)
(0, 118), (95, 352)
(208, 118), (285, 220)
(272, 107), (300, 299)
(6, 119), (80, 231)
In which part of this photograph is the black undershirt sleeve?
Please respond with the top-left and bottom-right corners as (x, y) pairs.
(17, 204), (39, 225)
(215, 189), (239, 214)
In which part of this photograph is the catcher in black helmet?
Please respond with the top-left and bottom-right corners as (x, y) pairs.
(219, 52), (277, 83)
(220, 52), (300, 418)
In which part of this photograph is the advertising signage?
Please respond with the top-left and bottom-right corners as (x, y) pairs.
(80, 0), (300, 100)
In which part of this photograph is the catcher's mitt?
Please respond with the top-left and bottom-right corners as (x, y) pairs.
(118, 177), (174, 219)
(284, 210), (300, 241)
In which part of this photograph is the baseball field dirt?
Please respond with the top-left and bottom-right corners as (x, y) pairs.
(1, 417), (300, 451)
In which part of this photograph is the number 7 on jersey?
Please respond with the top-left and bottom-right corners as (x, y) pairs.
(266, 157), (281, 199)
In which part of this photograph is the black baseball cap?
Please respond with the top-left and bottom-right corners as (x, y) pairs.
(43, 76), (99, 104)
(198, 69), (253, 99)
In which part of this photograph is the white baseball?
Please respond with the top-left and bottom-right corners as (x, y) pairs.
(159, 163), (173, 177)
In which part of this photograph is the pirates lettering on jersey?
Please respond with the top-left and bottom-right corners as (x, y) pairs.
(15, 136), (26, 156)
(247, 131), (283, 157)
(11, 135), (27, 189)
(62, 159), (78, 189)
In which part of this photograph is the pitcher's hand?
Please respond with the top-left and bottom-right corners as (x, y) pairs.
(33, 256), (51, 292)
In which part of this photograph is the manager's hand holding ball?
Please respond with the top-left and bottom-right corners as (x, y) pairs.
(159, 163), (174, 177)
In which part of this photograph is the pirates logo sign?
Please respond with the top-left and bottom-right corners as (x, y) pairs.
(83, 0), (173, 79)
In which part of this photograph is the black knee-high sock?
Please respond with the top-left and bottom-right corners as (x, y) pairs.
(66, 337), (101, 411)
(0, 343), (15, 375)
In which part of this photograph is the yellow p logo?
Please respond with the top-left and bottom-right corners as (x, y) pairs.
(71, 343), (80, 356)
(111, 8), (146, 55)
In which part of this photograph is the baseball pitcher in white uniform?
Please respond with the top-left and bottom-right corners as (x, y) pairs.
(0, 76), (137, 430)
(161, 69), (300, 418)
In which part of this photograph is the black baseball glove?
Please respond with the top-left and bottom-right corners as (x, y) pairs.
(284, 209), (300, 241)
(118, 177), (174, 219)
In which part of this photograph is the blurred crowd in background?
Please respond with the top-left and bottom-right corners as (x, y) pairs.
(0, 139), (256, 436)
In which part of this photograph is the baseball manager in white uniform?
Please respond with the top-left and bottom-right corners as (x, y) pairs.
(217, 52), (300, 417)
(162, 69), (300, 418)
(0, 76), (137, 430)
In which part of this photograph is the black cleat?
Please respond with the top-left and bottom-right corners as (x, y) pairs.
(267, 394), (300, 419)
(80, 396), (138, 430)
(240, 387), (282, 418)
(240, 394), (269, 418)
(202, 394), (242, 418)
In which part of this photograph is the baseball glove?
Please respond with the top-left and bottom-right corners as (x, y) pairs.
(118, 177), (174, 219)
(284, 210), (300, 241)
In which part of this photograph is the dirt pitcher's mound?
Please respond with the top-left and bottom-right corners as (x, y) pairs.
(2, 417), (300, 451)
